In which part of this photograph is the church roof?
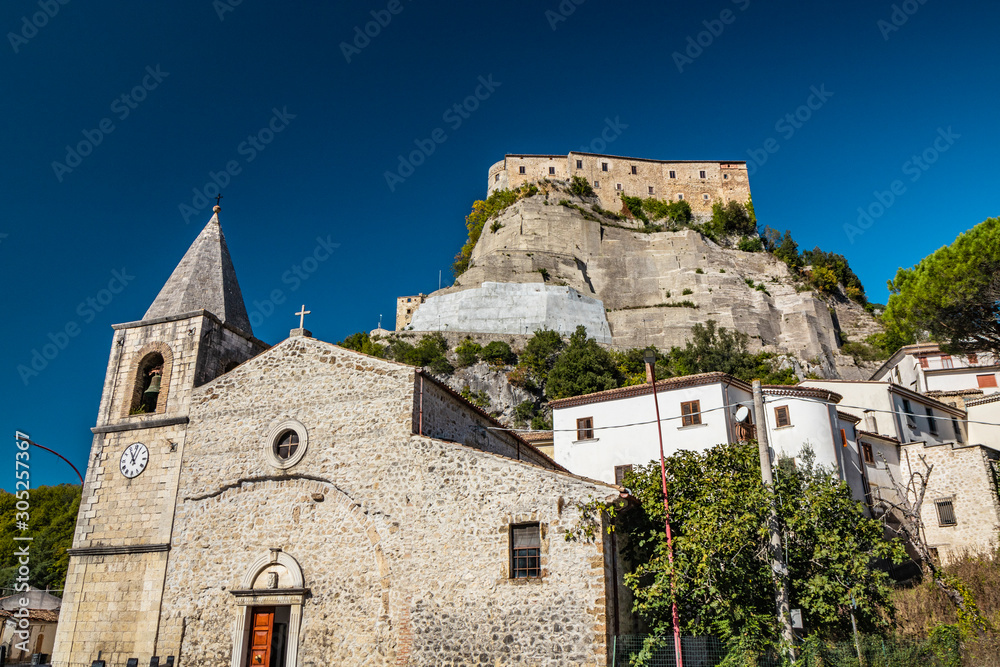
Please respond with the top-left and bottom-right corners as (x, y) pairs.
(144, 209), (253, 334)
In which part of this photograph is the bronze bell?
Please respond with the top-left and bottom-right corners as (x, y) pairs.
(144, 373), (161, 395)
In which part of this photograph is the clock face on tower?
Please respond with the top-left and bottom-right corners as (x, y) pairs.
(120, 442), (149, 479)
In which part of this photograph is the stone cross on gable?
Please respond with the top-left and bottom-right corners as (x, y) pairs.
(295, 305), (311, 329)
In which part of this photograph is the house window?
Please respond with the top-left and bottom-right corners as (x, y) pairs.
(935, 500), (957, 526)
(549, 166), (556, 175)
(510, 523), (541, 578)
(576, 417), (594, 441)
(616, 183), (623, 191)
(926, 407), (938, 435)
(519, 166), (526, 174)
(699, 170), (706, 179)
(901, 399), (914, 427)
(681, 401), (702, 427)
(977, 374), (997, 388)
(941, 355), (954, 369)
(648, 186), (654, 195)
(968, 353), (979, 365)
(919, 357), (929, 368)
(871, 416), (878, 433)
(631, 166), (637, 174)
(952, 417), (965, 443)
(669, 170), (676, 179)
(774, 406), (791, 428)
(840, 428), (848, 447)
(274, 430), (299, 460)
(614, 464), (633, 486)
(601, 162), (609, 172)
(576, 159), (583, 169)
(862, 442), (875, 464)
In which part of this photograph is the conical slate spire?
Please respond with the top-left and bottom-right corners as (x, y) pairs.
(143, 208), (253, 334)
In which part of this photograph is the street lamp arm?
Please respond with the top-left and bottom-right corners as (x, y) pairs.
(25, 439), (85, 485)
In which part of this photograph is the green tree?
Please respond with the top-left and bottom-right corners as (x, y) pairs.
(570, 175), (595, 197)
(810, 265), (839, 294)
(774, 230), (802, 270)
(516, 329), (565, 387)
(455, 338), (482, 367)
(668, 320), (797, 385)
(708, 200), (755, 237)
(882, 217), (1000, 355)
(337, 331), (387, 358)
(545, 326), (622, 399)
(481, 340), (516, 366)
(0, 484), (82, 592)
(384, 333), (454, 374)
(599, 443), (903, 661)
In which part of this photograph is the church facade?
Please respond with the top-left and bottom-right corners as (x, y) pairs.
(52, 208), (629, 667)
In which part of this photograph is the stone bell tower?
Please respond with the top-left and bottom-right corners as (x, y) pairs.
(52, 206), (268, 667)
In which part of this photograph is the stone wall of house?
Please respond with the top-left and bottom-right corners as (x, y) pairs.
(902, 443), (1000, 564)
(155, 336), (622, 666)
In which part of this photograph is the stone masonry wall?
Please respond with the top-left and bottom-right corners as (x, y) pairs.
(902, 443), (1000, 564)
(157, 336), (622, 666)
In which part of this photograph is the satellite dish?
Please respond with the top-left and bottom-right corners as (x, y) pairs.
(734, 405), (751, 423)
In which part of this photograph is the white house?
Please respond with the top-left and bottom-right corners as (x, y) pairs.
(550, 372), (867, 503)
(871, 344), (999, 395)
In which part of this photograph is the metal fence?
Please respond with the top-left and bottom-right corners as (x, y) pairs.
(612, 634), (961, 667)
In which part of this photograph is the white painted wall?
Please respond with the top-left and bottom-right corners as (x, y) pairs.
(968, 401), (1000, 448)
(926, 369), (1000, 395)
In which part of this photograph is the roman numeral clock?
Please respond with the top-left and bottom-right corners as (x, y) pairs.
(120, 442), (150, 478)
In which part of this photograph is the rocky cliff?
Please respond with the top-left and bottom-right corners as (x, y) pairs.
(407, 182), (882, 380)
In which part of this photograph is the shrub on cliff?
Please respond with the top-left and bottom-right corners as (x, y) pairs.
(546, 326), (622, 399)
(455, 338), (482, 367)
(453, 184), (538, 277)
(570, 175), (595, 197)
(481, 340), (517, 366)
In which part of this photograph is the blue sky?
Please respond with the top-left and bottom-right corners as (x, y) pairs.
(2, 0), (998, 490)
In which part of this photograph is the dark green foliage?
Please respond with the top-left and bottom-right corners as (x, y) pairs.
(641, 198), (693, 224)
(610, 346), (669, 386)
(481, 340), (516, 366)
(384, 333), (453, 374)
(620, 195), (649, 222)
(337, 331), (387, 357)
(513, 400), (538, 428)
(803, 246), (866, 301)
(530, 412), (552, 430)
(609, 444), (904, 658)
(882, 217), (1000, 355)
(0, 484), (81, 591)
(460, 385), (491, 409)
(545, 326), (622, 399)
(517, 329), (566, 386)
(668, 320), (796, 384)
(570, 175), (595, 197)
(738, 236), (764, 252)
(708, 200), (756, 237)
(774, 230), (803, 270)
(455, 338), (482, 367)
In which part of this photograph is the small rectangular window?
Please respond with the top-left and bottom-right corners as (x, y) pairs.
(935, 500), (957, 526)
(968, 353), (979, 365)
(919, 357), (929, 368)
(601, 162), (609, 172)
(977, 374), (997, 388)
(840, 428), (848, 447)
(901, 399), (914, 427)
(702, 194), (710, 200)
(723, 173), (729, 179)
(594, 180), (600, 188)
(699, 170), (706, 179)
(669, 170), (676, 179)
(549, 166), (556, 175)
(681, 401), (702, 427)
(519, 166), (526, 174)
(615, 183), (623, 191)
(614, 464), (633, 486)
(648, 186), (654, 195)
(862, 442), (875, 464)
(576, 417), (594, 441)
(952, 417), (964, 443)
(941, 355), (954, 369)
(576, 159), (583, 169)
(631, 166), (637, 174)
(774, 406), (791, 428)
(677, 193), (684, 200)
(510, 523), (541, 578)
(926, 407), (938, 435)
(494, 173), (500, 182)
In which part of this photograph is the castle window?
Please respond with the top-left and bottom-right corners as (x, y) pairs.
(977, 374), (997, 388)
(669, 170), (676, 179)
(935, 499), (957, 526)
(616, 183), (623, 191)
(576, 159), (583, 169)
(519, 166), (526, 174)
(677, 193), (684, 200)
(648, 186), (654, 195)
(494, 173), (500, 182)
(703, 194), (710, 201)
(594, 181), (600, 188)
(699, 170), (707, 178)
(130, 352), (165, 415)
(631, 166), (637, 174)
(549, 166), (556, 175)
(862, 442), (875, 464)
(601, 162), (608, 172)
(774, 406), (791, 428)
(724, 174), (729, 179)
(576, 417), (594, 441)
(614, 464), (633, 486)
(510, 523), (541, 578)
(275, 430), (299, 460)
(681, 401), (701, 427)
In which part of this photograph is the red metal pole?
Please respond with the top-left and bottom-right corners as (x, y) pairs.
(25, 439), (84, 485)
(649, 367), (683, 667)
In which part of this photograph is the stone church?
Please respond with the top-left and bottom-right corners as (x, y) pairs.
(52, 207), (630, 667)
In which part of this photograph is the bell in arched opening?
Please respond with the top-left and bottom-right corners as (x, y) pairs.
(141, 365), (163, 413)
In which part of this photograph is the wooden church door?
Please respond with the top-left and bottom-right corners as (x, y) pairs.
(247, 607), (275, 667)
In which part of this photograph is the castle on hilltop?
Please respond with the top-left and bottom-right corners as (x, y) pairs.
(488, 152), (751, 216)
